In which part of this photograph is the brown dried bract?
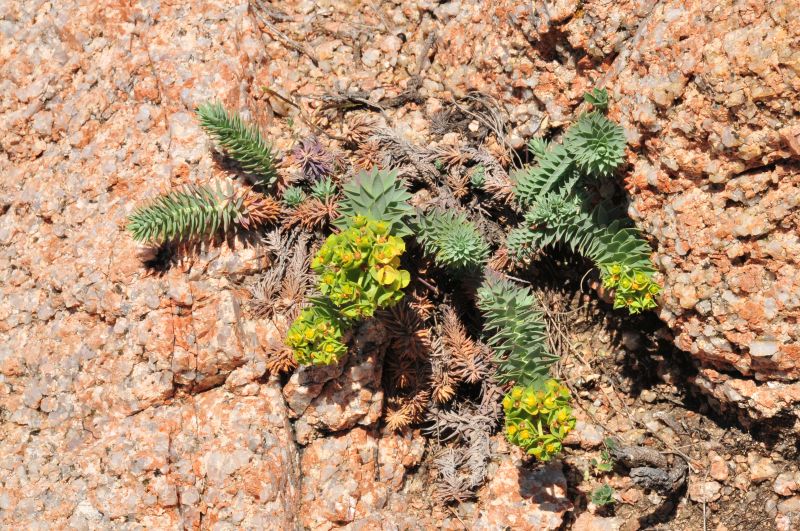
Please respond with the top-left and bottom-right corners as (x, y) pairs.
(384, 353), (416, 390)
(344, 113), (380, 146)
(445, 168), (470, 199)
(380, 302), (432, 361)
(437, 144), (471, 168)
(385, 389), (431, 432)
(352, 140), (384, 171)
(264, 320), (299, 376)
(441, 306), (479, 362)
(284, 197), (340, 231)
(241, 190), (282, 228)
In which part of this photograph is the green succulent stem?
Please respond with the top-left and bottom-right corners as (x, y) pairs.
(477, 275), (559, 387)
(196, 102), (278, 188)
(506, 192), (659, 313)
(509, 90), (659, 315)
(126, 182), (277, 244)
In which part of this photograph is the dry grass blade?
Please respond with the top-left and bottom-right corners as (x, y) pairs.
(250, 231), (311, 320)
(433, 448), (473, 503)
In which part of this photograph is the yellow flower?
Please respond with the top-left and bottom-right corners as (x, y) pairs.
(502, 395), (513, 411)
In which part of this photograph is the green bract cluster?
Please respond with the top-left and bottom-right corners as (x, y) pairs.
(502, 379), (576, 461)
(285, 303), (348, 365)
(601, 263), (661, 313)
(417, 210), (490, 271)
(313, 216), (410, 319)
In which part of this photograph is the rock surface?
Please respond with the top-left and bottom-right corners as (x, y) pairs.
(299, 427), (425, 529)
(474, 456), (572, 530)
(610, 1), (800, 423)
(1, 0), (799, 528)
(283, 321), (386, 445)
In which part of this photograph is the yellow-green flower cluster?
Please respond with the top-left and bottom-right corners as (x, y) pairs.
(312, 215), (410, 320)
(287, 216), (411, 366)
(503, 379), (576, 461)
(286, 305), (348, 365)
(601, 263), (660, 314)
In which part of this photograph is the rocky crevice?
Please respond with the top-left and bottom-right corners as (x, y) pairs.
(1, 0), (799, 529)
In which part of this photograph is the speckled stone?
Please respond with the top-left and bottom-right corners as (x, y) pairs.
(2, 0), (799, 528)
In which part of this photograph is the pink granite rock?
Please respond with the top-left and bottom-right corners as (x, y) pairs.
(473, 442), (572, 530)
(2, 0), (800, 528)
(299, 427), (425, 529)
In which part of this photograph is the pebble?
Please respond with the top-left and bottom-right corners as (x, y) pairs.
(640, 389), (657, 403)
(709, 452), (730, 481)
(777, 496), (800, 515)
(380, 35), (403, 54)
(750, 456), (779, 483)
(774, 472), (800, 496)
(361, 48), (381, 67)
(689, 479), (723, 503)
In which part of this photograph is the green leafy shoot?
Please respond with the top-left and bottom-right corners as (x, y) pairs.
(477, 274), (560, 386)
(310, 177), (339, 202)
(591, 438), (617, 474)
(196, 102), (278, 188)
(470, 165), (486, 189)
(584, 88), (609, 112)
(126, 181), (280, 244)
(416, 210), (490, 271)
(282, 186), (306, 208)
(591, 484), (616, 506)
(527, 137), (550, 161)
